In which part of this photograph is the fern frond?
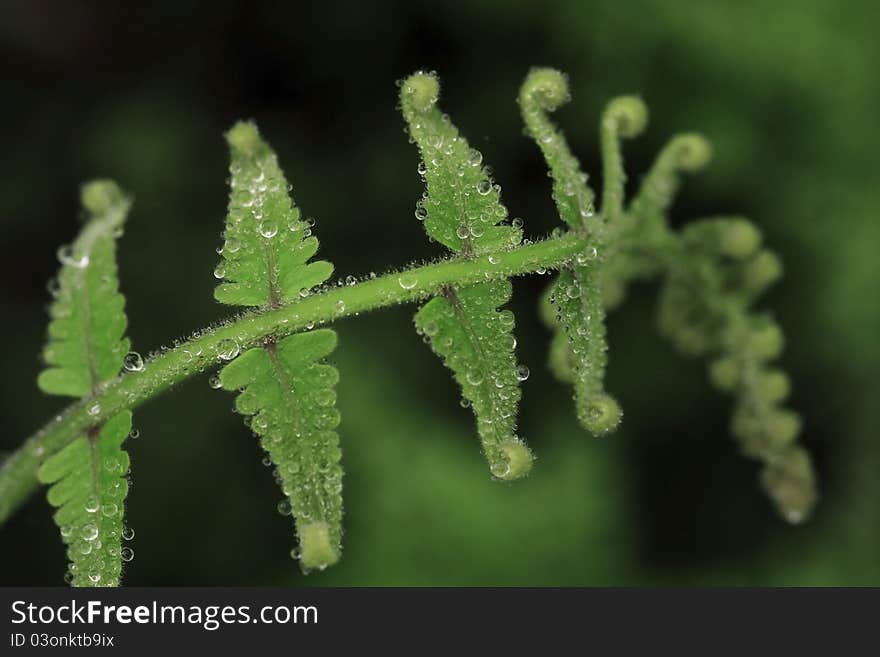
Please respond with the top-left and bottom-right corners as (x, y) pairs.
(658, 216), (817, 522)
(39, 181), (131, 397)
(216, 122), (343, 570)
(399, 71), (522, 255)
(519, 69), (638, 434)
(38, 180), (134, 586)
(518, 68), (596, 232)
(215, 121), (334, 307)
(401, 72), (532, 479)
(414, 281), (532, 479)
(220, 330), (343, 570)
(37, 411), (131, 586)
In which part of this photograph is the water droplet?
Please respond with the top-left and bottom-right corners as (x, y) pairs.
(123, 351), (144, 373)
(57, 245), (89, 269)
(88, 572), (102, 584)
(345, 275), (357, 286)
(102, 503), (118, 517)
(277, 499), (292, 516)
(468, 149), (483, 167)
(299, 287), (310, 298)
(414, 206), (428, 221)
(516, 365), (530, 381)
(88, 403), (101, 417)
(213, 264), (226, 279)
(417, 161), (428, 175)
(466, 370), (484, 386)
(490, 460), (511, 478)
(459, 397), (471, 408)
(81, 523), (99, 541)
(122, 526), (135, 541)
(259, 220), (278, 238)
(208, 374), (223, 389)
(336, 300), (346, 313)
(46, 278), (60, 298)
(398, 274), (417, 290)
(217, 338), (241, 361)
(121, 546), (135, 562)
(85, 496), (100, 513)
(511, 217), (524, 229)
(476, 180), (492, 195)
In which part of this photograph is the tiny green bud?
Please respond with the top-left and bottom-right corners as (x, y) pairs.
(298, 521), (339, 571)
(604, 95), (648, 138)
(709, 356), (740, 391)
(765, 409), (801, 448)
(744, 250), (783, 292)
(670, 133), (712, 171)
(756, 369), (791, 403)
(81, 180), (126, 215)
(498, 440), (534, 480)
(400, 71), (440, 112)
(520, 67), (570, 111)
(748, 321), (784, 361)
(579, 394), (622, 435)
(225, 120), (262, 156)
(720, 219), (761, 259)
(760, 447), (817, 524)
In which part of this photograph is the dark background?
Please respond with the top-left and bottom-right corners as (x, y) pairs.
(1, 0), (877, 585)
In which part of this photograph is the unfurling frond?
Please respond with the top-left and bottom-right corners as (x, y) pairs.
(659, 216), (817, 522)
(38, 412), (132, 586)
(550, 268), (620, 434)
(215, 121), (334, 307)
(401, 71), (532, 478)
(220, 330), (343, 570)
(38, 181), (134, 586)
(519, 68), (624, 435)
(216, 123), (343, 570)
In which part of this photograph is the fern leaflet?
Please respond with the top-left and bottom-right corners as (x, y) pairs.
(400, 72), (533, 479)
(37, 180), (134, 586)
(215, 121), (343, 570)
(519, 69), (641, 434)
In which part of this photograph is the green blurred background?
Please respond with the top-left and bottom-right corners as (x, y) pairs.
(1, 0), (877, 585)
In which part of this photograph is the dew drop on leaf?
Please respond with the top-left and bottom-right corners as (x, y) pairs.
(123, 351), (145, 372)
(398, 274), (418, 290)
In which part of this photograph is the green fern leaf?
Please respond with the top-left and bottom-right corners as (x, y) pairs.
(550, 268), (620, 434)
(219, 330), (342, 570)
(414, 281), (532, 479)
(39, 181), (132, 397)
(216, 122), (343, 570)
(519, 69), (639, 434)
(399, 72), (522, 254)
(401, 72), (532, 479)
(215, 121), (334, 307)
(38, 180), (134, 586)
(38, 411), (132, 586)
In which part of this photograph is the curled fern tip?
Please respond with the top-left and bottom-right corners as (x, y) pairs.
(603, 96), (649, 138)
(400, 71), (440, 112)
(520, 67), (570, 112)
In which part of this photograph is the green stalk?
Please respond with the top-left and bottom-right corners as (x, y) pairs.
(0, 232), (590, 525)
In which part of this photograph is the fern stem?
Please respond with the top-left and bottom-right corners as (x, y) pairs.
(0, 231), (591, 525)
